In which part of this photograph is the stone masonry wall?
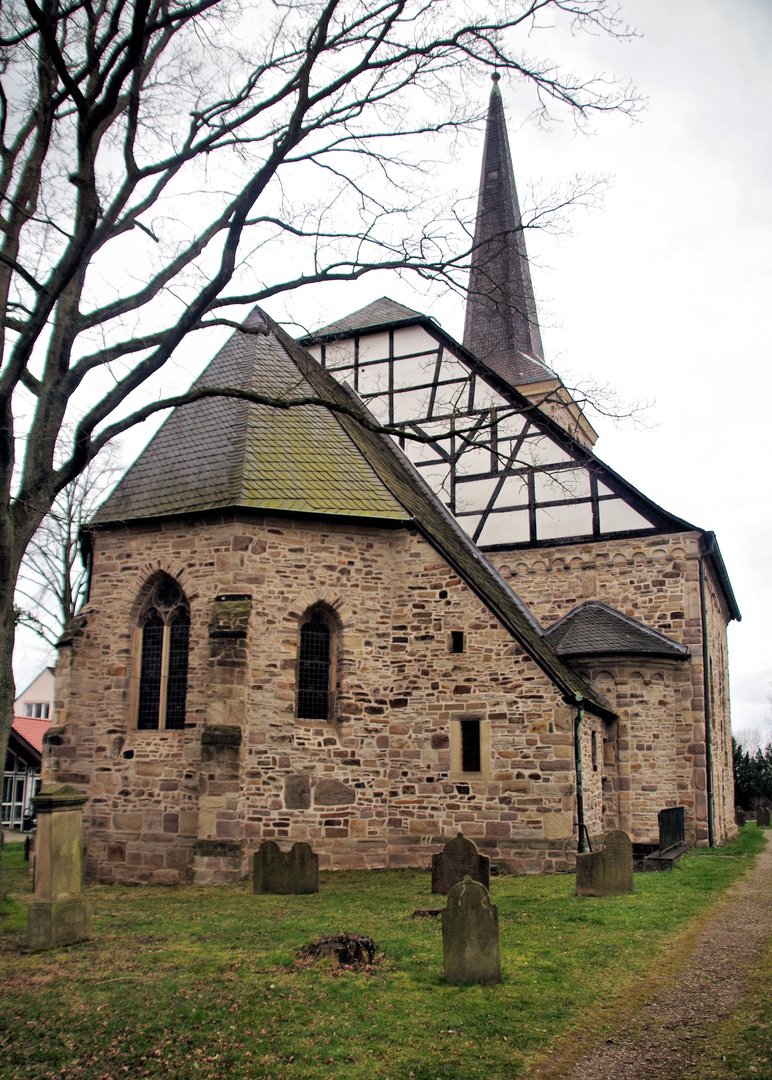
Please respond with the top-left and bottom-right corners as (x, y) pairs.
(489, 531), (735, 847)
(48, 512), (591, 884)
(703, 564), (737, 843)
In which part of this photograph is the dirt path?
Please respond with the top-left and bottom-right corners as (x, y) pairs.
(546, 836), (772, 1080)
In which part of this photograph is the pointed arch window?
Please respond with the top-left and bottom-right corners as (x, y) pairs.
(135, 576), (190, 730)
(296, 607), (337, 721)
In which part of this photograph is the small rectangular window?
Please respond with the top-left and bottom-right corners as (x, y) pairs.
(451, 631), (465, 654)
(42, 704), (50, 719)
(24, 704), (33, 717)
(460, 719), (481, 773)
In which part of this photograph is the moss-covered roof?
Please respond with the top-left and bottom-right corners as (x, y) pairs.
(94, 309), (408, 524)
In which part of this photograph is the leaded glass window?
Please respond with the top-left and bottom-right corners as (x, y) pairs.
(297, 608), (337, 721)
(135, 576), (190, 730)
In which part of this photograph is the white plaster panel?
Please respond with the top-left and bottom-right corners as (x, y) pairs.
(536, 501), (593, 540)
(495, 474), (529, 507)
(392, 386), (434, 423)
(478, 509), (530, 546)
(392, 352), (439, 389)
(455, 442), (492, 477)
(393, 325), (438, 356)
(519, 435), (571, 467)
(473, 380), (509, 410)
(598, 499), (653, 533)
(324, 339), (355, 367)
(363, 395), (389, 424)
(357, 361), (389, 394)
(455, 476), (500, 513)
(456, 514), (482, 539)
(438, 353), (471, 382)
(416, 462), (451, 498)
(534, 468), (592, 502)
(358, 331), (390, 362)
(404, 438), (445, 466)
(496, 413), (527, 439)
(432, 381), (470, 416)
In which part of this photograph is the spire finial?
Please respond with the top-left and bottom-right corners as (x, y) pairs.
(491, 71), (500, 83)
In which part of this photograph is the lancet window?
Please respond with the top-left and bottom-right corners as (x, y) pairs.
(296, 606), (337, 721)
(135, 575), (190, 730)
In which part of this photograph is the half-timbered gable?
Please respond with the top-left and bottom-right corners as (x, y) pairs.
(303, 303), (684, 552)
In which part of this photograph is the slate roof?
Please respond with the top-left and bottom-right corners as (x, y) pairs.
(94, 308), (408, 524)
(91, 307), (614, 720)
(312, 297), (427, 339)
(462, 76), (553, 387)
(543, 602), (689, 660)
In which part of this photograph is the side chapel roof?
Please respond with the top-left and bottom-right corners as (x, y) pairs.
(544, 602), (689, 660)
(92, 309), (614, 720)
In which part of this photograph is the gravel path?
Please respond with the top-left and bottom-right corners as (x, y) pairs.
(559, 836), (772, 1080)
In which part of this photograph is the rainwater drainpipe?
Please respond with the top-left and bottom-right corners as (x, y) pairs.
(699, 536), (715, 848)
(574, 694), (588, 853)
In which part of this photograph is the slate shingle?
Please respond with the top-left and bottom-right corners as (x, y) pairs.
(95, 309), (408, 524)
(544, 602), (689, 660)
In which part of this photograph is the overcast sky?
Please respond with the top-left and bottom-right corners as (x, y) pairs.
(14, 0), (772, 741)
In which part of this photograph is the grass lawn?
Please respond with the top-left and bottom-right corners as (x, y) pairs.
(0, 827), (765, 1080)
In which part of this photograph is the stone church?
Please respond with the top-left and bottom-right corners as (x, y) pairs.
(45, 78), (740, 884)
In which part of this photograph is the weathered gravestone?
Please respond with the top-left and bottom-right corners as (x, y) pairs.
(442, 876), (501, 985)
(756, 806), (770, 827)
(253, 840), (318, 894)
(575, 830), (634, 897)
(432, 833), (490, 895)
(735, 807), (746, 827)
(27, 784), (91, 951)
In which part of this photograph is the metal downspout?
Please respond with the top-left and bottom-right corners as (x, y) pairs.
(574, 695), (588, 853)
(699, 539), (715, 847)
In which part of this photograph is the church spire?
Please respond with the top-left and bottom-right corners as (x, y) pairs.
(463, 74), (548, 385)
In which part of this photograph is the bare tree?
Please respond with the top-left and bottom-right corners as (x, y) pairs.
(16, 442), (122, 647)
(0, 0), (638, 775)
(735, 728), (764, 757)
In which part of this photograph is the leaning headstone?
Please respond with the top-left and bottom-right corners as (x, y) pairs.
(253, 840), (319, 894)
(287, 842), (319, 894)
(27, 784), (91, 951)
(442, 876), (501, 985)
(756, 806), (770, 827)
(432, 833), (490, 895)
(576, 830), (634, 897)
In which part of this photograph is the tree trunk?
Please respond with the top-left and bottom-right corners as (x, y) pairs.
(0, 589), (18, 899)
